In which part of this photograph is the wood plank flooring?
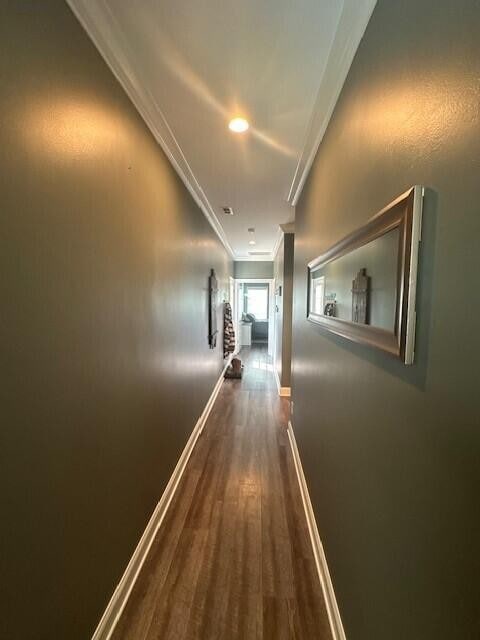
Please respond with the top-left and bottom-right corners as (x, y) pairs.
(111, 346), (332, 640)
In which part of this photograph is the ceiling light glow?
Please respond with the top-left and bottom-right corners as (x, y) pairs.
(229, 117), (249, 133)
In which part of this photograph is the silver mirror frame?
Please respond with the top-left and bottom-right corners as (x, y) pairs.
(307, 186), (424, 365)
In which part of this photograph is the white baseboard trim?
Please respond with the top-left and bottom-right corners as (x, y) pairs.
(287, 421), (347, 640)
(274, 367), (291, 397)
(91, 355), (232, 640)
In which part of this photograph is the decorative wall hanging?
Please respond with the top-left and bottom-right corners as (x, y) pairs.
(208, 269), (218, 348)
(307, 186), (424, 364)
(351, 268), (370, 324)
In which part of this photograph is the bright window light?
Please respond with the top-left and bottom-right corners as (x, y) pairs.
(244, 285), (268, 320)
(312, 276), (325, 315)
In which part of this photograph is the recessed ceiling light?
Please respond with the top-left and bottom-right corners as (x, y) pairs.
(249, 240), (256, 245)
(229, 117), (249, 133)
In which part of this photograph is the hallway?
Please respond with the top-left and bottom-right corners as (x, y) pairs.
(112, 347), (332, 640)
(3, 2), (480, 638)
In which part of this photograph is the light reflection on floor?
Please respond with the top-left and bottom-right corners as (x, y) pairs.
(251, 360), (274, 372)
(236, 345), (277, 392)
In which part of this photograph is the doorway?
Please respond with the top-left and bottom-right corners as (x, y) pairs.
(234, 279), (275, 357)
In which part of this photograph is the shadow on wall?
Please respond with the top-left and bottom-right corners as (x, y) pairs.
(306, 188), (437, 391)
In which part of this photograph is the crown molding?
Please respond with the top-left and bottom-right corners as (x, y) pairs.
(272, 226), (285, 260)
(66, 0), (235, 260)
(67, 0), (376, 260)
(233, 255), (274, 263)
(287, 0), (377, 206)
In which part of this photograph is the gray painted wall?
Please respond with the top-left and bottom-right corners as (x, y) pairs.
(234, 260), (274, 279)
(293, 1), (480, 638)
(274, 234), (294, 388)
(274, 240), (285, 383)
(0, 3), (231, 638)
(282, 235), (294, 388)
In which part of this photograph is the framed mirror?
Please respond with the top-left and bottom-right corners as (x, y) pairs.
(307, 186), (423, 364)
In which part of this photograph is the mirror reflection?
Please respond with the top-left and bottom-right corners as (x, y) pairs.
(310, 227), (399, 331)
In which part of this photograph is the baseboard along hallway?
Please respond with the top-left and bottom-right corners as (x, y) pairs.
(3, 2), (479, 637)
(109, 346), (332, 640)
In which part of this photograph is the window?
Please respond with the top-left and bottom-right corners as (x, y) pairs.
(244, 284), (269, 320)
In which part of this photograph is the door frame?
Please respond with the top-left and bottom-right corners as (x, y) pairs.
(234, 278), (275, 357)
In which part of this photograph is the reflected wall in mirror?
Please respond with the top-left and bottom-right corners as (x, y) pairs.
(310, 226), (399, 331)
(307, 186), (424, 364)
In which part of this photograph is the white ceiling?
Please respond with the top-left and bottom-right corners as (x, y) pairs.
(68, 0), (376, 260)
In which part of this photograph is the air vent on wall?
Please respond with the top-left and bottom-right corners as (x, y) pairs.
(248, 251), (270, 256)
(222, 206), (234, 215)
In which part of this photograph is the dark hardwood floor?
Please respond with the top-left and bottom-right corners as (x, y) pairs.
(112, 346), (332, 640)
